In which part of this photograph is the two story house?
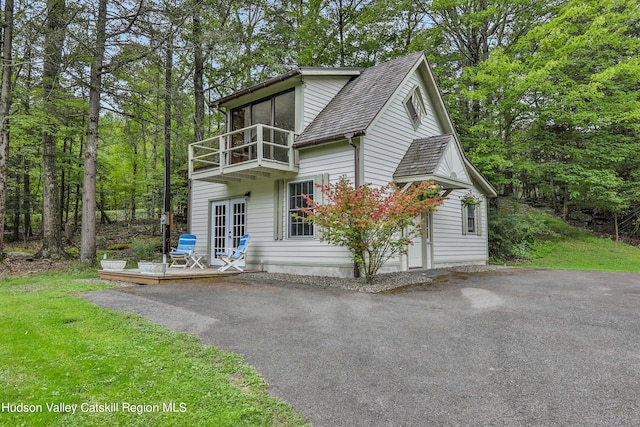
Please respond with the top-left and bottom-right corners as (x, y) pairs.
(188, 52), (497, 277)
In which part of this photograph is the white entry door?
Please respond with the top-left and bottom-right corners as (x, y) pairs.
(408, 213), (432, 269)
(210, 198), (247, 267)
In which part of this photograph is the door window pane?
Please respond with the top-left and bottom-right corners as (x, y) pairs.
(213, 204), (226, 255)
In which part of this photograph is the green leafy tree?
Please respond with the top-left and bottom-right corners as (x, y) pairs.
(522, 0), (638, 216)
(418, 0), (556, 133)
(298, 177), (446, 284)
(462, 0), (640, 237)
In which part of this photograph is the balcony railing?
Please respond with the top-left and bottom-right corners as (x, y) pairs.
(189, 124), (298, 183)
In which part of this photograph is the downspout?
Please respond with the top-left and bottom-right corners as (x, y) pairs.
(345, 133), (359, 187)
(345, 133), (360, 279)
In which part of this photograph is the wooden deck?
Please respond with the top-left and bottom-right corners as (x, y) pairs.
(98, 267), (241, 285)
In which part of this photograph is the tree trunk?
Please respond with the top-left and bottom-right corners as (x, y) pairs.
(39, 0), (67, 259)
(562, 187), (569, 221)
(190, 1), (204, 234)
(337, 0), (345, 67)
(131, 138), (137, 220)
(21, 32), (33, 243)
(12, 155), (20, 241)
(12, 202), (19, 242)
(0, 0), (14, 259)
(60, 137), (67, 223)
(23, 154), (32, 241)
(193, 2), (205, 143)
(12, 151), (21, 242)
(80, 0), (107, 264)
(74, 132), (82, 227)
(98, 193), (111, 224)
(162, 44), (173, 258)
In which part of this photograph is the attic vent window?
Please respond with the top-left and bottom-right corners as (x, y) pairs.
(404, 87), (426, 128)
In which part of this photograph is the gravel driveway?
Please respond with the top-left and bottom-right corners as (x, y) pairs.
(84, 268), (640, 426)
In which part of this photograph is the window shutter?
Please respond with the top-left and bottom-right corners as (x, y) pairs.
(314, 173), (329, 240)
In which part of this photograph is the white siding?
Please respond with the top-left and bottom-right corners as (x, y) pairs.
(362, 69), (488, 269)
(363, 72), (442, 187)
(189, 143), (358, 277)
(360, 70), (443, 271)
(264, 143), (356, 276)
(432, 189), (488, 267)
(190, 178), (490, 277)
(302, 76), (352, 128)
(189, 180), (233, 255)
(298, 142), (355, 181)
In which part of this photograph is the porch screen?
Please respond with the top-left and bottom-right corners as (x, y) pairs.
(231, 90), (295, 133)
(231, 90), (295, 162)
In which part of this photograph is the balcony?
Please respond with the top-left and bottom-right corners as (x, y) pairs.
(189, 124), (298, 183)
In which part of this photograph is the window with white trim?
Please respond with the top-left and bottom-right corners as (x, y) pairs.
(404, 87), (426, 127)
(288, 180), (314, 237)
(462, 203), (480, 235)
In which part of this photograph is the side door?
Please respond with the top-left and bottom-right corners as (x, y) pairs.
(407, 213), (432, 269)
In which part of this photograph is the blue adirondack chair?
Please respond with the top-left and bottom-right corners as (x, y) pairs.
(216, 234), (250, 272)
(169, 234), (197, 268)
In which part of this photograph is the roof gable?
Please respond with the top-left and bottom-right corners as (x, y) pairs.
(393, 135), (451, 178)
(435, 140), (470, 183)
(294, 52), (425, 147)
(394, 134), (497, 196)
(393, 134), (472, 190)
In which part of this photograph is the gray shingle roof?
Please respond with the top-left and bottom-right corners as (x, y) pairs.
(294, 52), (425, 147)
(393, 135), (453, 179)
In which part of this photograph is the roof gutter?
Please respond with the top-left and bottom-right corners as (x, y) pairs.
(345, 133), (359, 188)
(294, 130), (366, 149)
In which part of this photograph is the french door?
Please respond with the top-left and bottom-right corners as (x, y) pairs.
(210, 198), (247, 267)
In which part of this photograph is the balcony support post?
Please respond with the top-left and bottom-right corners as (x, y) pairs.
(257, 124), (263, 166)
(288, 132), (295, 170)
(219, 135), (225, 174)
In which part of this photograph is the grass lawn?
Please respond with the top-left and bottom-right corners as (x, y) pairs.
(509, 214), (640, 272)
(0, 272), (308, 427)
(525, 236), (640, 272)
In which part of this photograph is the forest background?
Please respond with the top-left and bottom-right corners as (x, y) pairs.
(0, 0), (638, 264)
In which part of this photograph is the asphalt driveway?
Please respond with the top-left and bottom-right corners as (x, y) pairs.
(84, 269), (640, 426)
